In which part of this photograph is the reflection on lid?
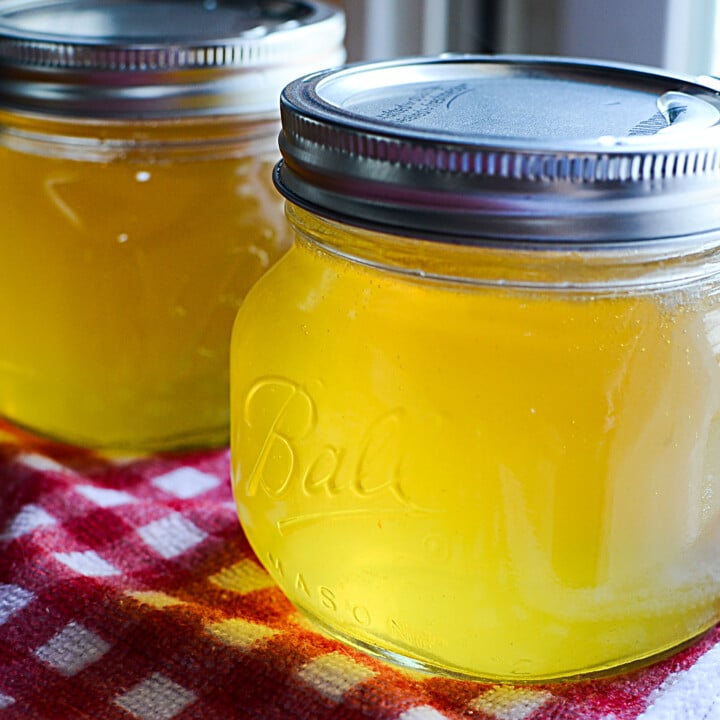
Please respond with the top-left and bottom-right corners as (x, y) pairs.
(656, 92), (720, 135)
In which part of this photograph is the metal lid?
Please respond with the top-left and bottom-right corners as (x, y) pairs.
(275, 55), (720, 243)
(0, 0), (345, 118)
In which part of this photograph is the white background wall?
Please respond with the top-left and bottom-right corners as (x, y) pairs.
(342, 0), (719, 76)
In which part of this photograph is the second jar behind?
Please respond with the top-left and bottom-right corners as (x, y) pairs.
(0, 0), (345, 450)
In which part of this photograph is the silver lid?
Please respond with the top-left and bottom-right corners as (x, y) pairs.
(275, 55), (720, 243)
(0, 0), (345, 118)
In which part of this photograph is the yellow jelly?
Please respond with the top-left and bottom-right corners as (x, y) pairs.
(232, 205), (720, 681)
(0, 115), (289, 449)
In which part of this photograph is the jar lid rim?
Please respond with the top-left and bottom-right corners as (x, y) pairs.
(0, 0), (345, 118)
(276, 55), (720, 243)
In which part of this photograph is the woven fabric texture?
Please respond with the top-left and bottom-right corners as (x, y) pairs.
(0, 419), (718, 720)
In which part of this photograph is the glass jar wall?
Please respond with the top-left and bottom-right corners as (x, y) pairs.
(232, 204), (720, 680)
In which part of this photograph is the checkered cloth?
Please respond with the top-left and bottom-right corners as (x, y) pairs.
(0, 419), (719, 720)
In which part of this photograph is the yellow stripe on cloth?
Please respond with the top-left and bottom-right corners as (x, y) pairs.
(209, 559), (275, 593)
(296, 652), (376, 702)
(468, 686), (553, 720)
(206, 618), (278, 649)
(127, 591), (185, 609)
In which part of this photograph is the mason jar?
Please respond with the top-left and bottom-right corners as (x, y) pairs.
(0, 0), (344, 450)
(231, 56), (720, 681)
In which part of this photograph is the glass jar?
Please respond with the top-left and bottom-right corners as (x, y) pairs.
(0, 0), (344, 450)
(231, 56), (720, 681)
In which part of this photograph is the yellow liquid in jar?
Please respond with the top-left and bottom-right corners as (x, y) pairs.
(0, 116), (289, 449)
(231, 216), (720, 680)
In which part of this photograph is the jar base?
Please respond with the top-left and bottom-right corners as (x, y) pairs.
(295, 604), (717, 683)
(0, 413), (229, 454)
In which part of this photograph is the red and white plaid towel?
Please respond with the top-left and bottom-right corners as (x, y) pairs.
(0, 418), (718, 720)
